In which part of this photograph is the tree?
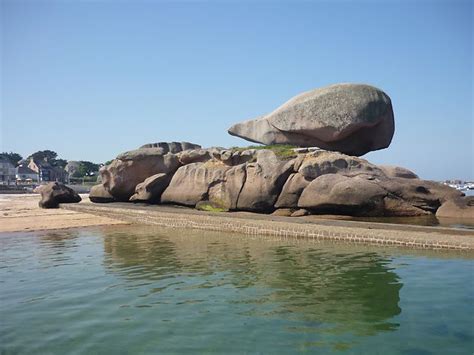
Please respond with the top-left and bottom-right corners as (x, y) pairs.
(28, 150), (58, 162)
(52, 159), (68, 169)
(73, 161), (101, 177)
(0, 152), (23, 166)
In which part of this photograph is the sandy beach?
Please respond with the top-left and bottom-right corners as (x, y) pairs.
(0, 194), (128, 233)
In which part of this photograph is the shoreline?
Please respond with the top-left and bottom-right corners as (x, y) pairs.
(0, 194), (128, 233)
(2, 194), (473, 251)
(61, 202), (474, 251)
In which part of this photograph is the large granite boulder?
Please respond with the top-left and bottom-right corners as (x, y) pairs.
(100, 148), (181, 201)
(298, 174), (387, 216)
(39, 182), (81, 209)
(228, 83), (394, 156)
(161, 162), (230, 207)
(129, 173), (172, 203)
(378, 178), (463, 213)
(274, 173), (310, 208)
(236, 150), (295, 211)
(436, 197), (474, 219)
(297, 151), (382, 179)
(89, 184), (115, 203)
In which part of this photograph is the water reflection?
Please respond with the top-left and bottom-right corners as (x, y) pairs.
(103, 227), (402, 337)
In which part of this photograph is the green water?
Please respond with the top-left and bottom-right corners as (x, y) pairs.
(1, 226), (473, 354)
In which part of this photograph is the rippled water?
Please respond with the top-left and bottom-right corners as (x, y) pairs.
(1, 226), (473, 354)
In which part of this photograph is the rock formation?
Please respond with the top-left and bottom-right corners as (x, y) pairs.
(89, 184), (115, 203)
(39, 182), (81, 208)
(92, 142), (463, 218)
(228, 83), (394, 156)
(83, 84), (468, 220)
(436, 197), (474, 219)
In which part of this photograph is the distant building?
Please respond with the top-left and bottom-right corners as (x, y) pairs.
(28, 158), (69, 183)
(16, 165), (39, 183)
(0, 157), (16, 185)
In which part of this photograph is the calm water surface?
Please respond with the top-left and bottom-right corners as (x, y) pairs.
(1, 225), (473, 354)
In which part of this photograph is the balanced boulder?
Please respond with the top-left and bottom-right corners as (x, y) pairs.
(228, 83), (394, 156)
(39, 182), (81, 209)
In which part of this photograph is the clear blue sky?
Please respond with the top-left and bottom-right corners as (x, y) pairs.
(1, 0), (472, 180)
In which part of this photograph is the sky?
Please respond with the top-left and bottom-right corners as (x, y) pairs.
(1, 0), (472, 181)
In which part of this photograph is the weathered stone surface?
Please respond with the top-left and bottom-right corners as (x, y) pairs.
(274, 173), (310, 208)
(161, 162), (229, 207)
(139, 141), (201, 153)
(382, 197), (431, 217)
(89, 184), (115, 203)
(237, 150), (295, 211)
(298, 174), (387, 216)
(39, 182), (81, 209)
(298, 151), (382, 180)
(129, 173), (171, 203)
(436, 197), (474, 219)
(178, 149), (212, 165)
(208, 164), (246, 210)
(379, 165), (419, 179)
(228, 83), (394, 156)
(101, 149), (180, 201)
(379, 178), (463, 213)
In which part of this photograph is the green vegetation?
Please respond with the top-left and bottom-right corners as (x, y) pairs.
(72, 161), (101, 178)
(230, 144), (298, 160)
(195, 201), (229, 213)
(28, 150), (68, 168)
(0, 152), (22, 166)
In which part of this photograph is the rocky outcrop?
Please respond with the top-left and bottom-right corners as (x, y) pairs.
(436, 197), (474, 219)
(228, 83), (394, 156)
(297, 151), (382, 179)
(236, 150), (294, 211)
(100, 147), (181, 201)
(379, 165), (419, 179)
(299, 174), (387, 216)
(274, 173), (310, 208)
(140, 141), (201, 153)
(379, 178), (463, 213)
(89, 184), (115, 203)
(129, 173), (171, 203)
(39, 182), (81, 208)
(91, 141), (462, 218)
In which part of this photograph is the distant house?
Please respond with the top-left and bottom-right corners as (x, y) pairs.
(28, 158), (69, 183)
(0, 157), (16, 185)
(16, 165), (39, 183)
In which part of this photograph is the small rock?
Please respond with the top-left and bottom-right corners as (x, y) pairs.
(291, 209), (309, 217)
(39, 182), (81, 209)
(89, 184), (115, 203)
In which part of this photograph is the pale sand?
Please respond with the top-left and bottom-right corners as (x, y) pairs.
(0, 194), (128, 233)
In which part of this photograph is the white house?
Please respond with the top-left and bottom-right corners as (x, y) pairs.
(16, 165), (39, 183)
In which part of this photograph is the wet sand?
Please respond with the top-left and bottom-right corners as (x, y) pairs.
(0, 194), (128, 233)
